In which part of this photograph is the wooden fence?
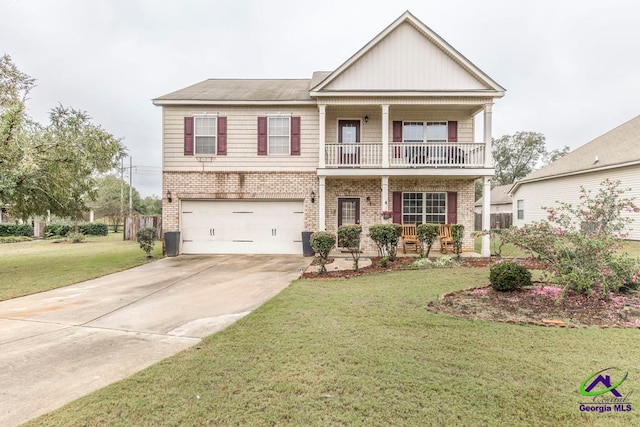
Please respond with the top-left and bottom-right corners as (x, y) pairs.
(123, 216), (162, 240)
(474, 213), (512, 231)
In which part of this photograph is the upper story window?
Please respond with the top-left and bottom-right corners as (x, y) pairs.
(402, 121), (449, 143)
(195, 116), (217, 155)
(268, 117), (290, 155)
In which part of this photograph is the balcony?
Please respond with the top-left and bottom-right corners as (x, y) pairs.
(324, 142), (486, 168)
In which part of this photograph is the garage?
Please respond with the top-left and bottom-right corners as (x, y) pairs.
(180, 200), (304, 254)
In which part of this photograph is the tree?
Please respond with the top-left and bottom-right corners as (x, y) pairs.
(93, 174), (142, 232)
(492, 131), (569, 186)
(0, 54), (125, 220)
(139, 196), (162, 216)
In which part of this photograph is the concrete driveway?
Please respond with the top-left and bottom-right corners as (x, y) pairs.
(0, 254), (308, 427)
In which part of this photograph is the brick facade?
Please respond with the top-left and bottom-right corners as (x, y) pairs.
(164, 172), (475, 253)
(163, 171), (319, 233)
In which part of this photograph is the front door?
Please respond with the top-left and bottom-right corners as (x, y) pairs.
(338, 120), (360, 165)
(338, 197), (360, 247)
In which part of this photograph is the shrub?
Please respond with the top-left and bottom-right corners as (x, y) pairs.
(0, 236), (32, 244)
(337, 225), (362, 271)
(410, 255), (456, 269)
(44, 224), (72, 238)
(368, 223), (402, 261)
(310, 231), (336, 274)
(136, 227), (157, 258)
(416, 223), (439, 258)
(504, 180), (640, 298)
(67, 232), (86, 243)
(0, 223), (33, 237)
(490, 261), (532, 292)
(450, 224), (465, 257)
(378, 257), (389, 268)
(78, 222), (109, 236)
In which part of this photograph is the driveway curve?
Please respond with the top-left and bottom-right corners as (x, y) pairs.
(0, 254), (308, 427)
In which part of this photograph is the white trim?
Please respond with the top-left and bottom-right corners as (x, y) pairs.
(401, 191), (447, 224)
(193, 115), (217, 156)
(153, 99), (317, 106)
(311, 91), (504, 98)
(266, 116), (291, 156)
(316, 167), (495, 177)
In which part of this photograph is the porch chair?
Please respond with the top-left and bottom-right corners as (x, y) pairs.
(439, 224), (455, 254)
(402, 224), (420, 254)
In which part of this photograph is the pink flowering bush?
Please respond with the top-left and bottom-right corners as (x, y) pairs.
(504, 180), (640, 298)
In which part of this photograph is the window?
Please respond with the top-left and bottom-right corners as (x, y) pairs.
(268, 117), (290, 155)
(194, 116), (216, 155)
(426, 122), (448, 142)
(402, 121), (448, 143)
(403, 122), (424, 143)
(517, 199), (524, 220)
(402, 192), (447, 224)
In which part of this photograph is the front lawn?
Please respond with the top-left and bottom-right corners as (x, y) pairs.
(0, 233), (162, 301)
(29, 268), (640, 426)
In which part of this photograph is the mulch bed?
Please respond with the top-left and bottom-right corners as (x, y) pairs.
(428, 284), (640, 328)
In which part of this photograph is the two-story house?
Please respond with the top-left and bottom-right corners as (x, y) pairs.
(153, 11), (504, 256)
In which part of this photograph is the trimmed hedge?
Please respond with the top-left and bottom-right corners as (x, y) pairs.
(0, 223), (33, 237)
(78, 222), (109, 236)
(44, 222), (109, 238)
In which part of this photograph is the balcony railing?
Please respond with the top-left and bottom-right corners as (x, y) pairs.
(324, 142), (485, 168)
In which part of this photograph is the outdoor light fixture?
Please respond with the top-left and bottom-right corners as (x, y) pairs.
(310, 191), (316, 203)
(167, 190), (172, 203)
(364, 115), (369, 123)
(366, 196), (371, 205)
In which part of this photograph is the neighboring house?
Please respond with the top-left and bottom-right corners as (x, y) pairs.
(474, 184), (513, 229)
(153, 11), (505, 255)
(510, 114), (640, 240)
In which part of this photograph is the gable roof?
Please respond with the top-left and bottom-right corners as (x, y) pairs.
(310, 11), (505, 96)
(511, 114), (640, 193)
(153, 79), (314, 105)
(475, 184), (513, 207)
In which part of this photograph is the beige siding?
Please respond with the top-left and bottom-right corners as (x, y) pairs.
(324, 109), (475, 144)
(163, 105), (319, 171)
(512, 165), (640, 240)
(324, 22), (488, 92)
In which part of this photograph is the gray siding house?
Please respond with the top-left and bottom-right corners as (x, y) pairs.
(510, 115), (640, 239)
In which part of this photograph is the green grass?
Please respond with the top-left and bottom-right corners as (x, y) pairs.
(474, 235), (640, 259)
(0, 233), (162, 301)
(28, 268), (640, 426)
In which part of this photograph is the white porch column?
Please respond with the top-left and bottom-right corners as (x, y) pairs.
(319, 104), (326, 169)
(381, 104), (389, 168)
(482, 176), (491, 257)
(483, 103), (493, 168)
(89, 209), (94, 223)
(319, 175), (326, 231)
(381, 175), (389, 221)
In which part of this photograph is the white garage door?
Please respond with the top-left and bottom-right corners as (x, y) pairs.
(181, 200), (304, 254)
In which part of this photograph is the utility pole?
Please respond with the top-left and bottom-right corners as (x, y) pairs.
(120, 157), (124, 228)
(129, 156), (133, 218)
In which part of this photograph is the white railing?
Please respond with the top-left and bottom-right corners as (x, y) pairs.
(388, 142), (485, 167)
(324, 143), (382, 167)
(324, 142), (485, 168)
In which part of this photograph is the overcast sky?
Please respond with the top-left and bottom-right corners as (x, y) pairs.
(2, 0), (639, 196)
